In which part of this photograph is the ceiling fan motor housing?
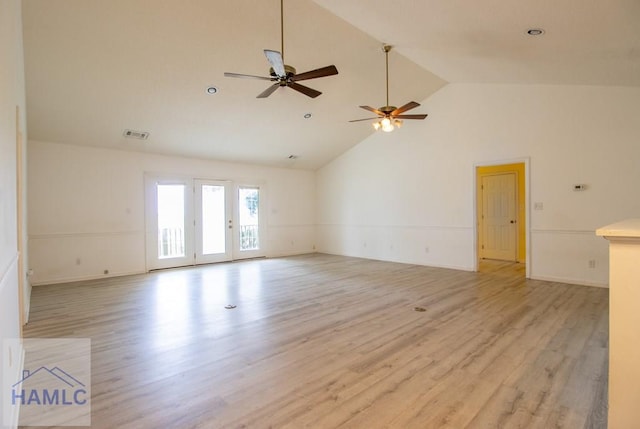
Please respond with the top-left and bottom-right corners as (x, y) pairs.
(379, 105), (397, 114)
(269, 65), (297, 78)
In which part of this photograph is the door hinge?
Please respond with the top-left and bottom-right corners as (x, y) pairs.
(481, 245), (484, 249)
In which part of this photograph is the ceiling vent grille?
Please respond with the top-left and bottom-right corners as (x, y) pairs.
(123, 129), (150, 140)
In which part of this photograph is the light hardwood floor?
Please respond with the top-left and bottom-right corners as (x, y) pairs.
(22, 254), (608, 428)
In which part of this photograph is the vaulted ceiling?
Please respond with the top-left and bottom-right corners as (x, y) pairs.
(22, 0), (640, 169)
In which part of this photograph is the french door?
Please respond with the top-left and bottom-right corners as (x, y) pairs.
(195, 180), (233, 264)
(145, 175), (264, 270)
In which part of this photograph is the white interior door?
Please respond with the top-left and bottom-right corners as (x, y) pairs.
(481, 173), (517, 261)
(195, 180), (232, 264)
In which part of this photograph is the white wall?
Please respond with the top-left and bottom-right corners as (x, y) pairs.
(28, 141), (316, 285)
(25, 85), (640, 288)
(1, 0), (27, 427)
(317, 83), (640, 286)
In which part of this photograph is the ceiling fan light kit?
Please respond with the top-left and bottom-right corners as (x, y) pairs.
(374, 117), (403, 132)
(350, 44), (428, 133)
(223, 0), (338, 98)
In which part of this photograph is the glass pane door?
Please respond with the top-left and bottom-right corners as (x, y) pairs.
(239, 187), (260, 251)
(157, 184), (186, 259)
(195, 180), (232, 264)
(145, 177), (194, 270)
(234, 186), (264, 259)
(145, 176), (265, 270)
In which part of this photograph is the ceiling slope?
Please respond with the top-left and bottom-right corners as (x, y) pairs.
(22, 0), (445, 169)
(313, 0), (640, 86)
(25, 0), (638, 169)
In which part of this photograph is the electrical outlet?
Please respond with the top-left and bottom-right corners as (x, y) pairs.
(588, 260), (596, 269)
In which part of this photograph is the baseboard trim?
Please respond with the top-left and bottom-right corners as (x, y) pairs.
(530, 274), (609, 288)
(31, 270), (145, 286)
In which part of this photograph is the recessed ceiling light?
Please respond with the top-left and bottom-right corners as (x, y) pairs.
(303, 113), (312, 119)
(206, 86), (218, 94)
(526, 28), (545, 36)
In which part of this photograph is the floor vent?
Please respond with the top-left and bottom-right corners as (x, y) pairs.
(123, 129), (150, 140)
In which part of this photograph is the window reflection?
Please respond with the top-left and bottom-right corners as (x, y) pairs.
(150, 262), (267, 348)
(152, 272), (191, 350)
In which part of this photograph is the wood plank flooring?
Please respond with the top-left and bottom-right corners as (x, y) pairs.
(22, 254), (609, 428)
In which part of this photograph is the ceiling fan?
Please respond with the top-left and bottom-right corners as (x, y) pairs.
(350, 45), (427, 132)
(223, 0), (338, 98)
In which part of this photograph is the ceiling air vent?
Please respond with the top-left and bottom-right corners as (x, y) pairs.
(123, 129), (150, 140)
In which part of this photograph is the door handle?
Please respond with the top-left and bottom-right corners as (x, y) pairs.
(510, 220), (516, 224)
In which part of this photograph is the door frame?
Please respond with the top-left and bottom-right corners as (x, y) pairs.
(473, 158), (530, 278)
(16, 106), (26, 329)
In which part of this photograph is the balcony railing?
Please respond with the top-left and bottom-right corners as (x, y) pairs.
(159, 225), (258, 257)
(240, 224), (259, 251)
(159, 227), (184, 258)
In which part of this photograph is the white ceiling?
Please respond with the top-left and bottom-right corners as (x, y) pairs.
(22, 0), (640, 170)
(315, 0), (640, 86)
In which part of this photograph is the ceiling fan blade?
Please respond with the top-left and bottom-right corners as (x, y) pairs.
(288, 82), (322, 98)
(391, 101), (420, 116)
(264, 49), (286, 77)
(292, 65), (339, 81)
(349, 117), (380, 123)
(393, 114), (428, 120)
(257, 83), (281, 98)
(359, 105), (385, 116)
(224, 72), (274, 81)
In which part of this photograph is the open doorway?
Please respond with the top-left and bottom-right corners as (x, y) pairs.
(475, 162), (528, 276)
